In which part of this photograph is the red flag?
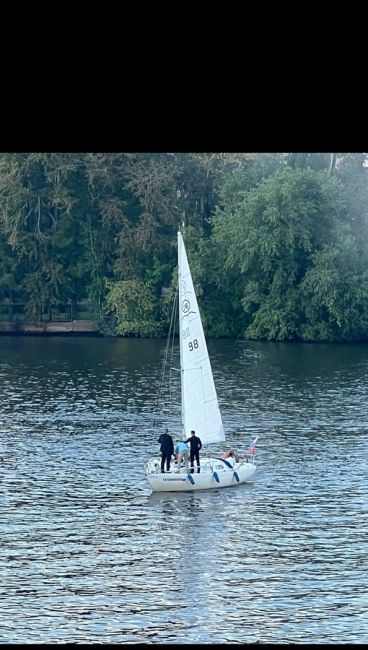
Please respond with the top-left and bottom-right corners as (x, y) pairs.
(247, 436), (258, 454)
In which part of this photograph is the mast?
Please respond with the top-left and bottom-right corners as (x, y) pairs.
(178, 231), (185, 438)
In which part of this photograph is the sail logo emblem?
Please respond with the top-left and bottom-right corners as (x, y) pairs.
(182, 299), (190, 314)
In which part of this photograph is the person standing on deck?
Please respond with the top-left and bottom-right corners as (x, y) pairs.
(175, 436), (189, 473)
(158, 429), (174, 473)
(185, 430), (202, 473)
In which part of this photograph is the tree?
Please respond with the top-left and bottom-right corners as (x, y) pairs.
(105, 279), (163, 337)
(211, 167), (347, 340)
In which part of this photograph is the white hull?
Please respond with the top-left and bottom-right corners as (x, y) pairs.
(145, 457), (257, 492)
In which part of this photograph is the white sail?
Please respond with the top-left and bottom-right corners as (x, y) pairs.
(178, 231), (225, 446)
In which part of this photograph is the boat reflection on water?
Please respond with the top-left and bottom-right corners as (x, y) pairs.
(147, 489), (207, 514)
(146, 489), (225, 608)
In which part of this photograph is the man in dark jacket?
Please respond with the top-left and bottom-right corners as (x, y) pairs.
(185, 430), (202, 473)
(158, 429), (174, 473)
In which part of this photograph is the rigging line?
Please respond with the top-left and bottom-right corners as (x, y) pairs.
(152, 280), (179, 434)
(169, 285), (178, 411)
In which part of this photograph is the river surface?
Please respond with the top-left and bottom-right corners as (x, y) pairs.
(0, 336), (367, 644)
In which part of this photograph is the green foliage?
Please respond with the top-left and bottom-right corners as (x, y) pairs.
(105, 279), (163, 337)
(1, 152), (368, 341)
(286, 153), (334, 171)
(301, 225), (368, 341)
(213, 168), (368, 341)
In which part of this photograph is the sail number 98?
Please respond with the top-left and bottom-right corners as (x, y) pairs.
(188, 339), (199, 352)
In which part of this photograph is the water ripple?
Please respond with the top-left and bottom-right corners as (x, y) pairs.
(0, 337), (367, 643)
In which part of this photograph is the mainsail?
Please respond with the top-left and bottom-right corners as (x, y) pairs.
(178, 231), (225, 446)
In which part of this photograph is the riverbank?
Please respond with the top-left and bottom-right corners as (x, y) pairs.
(0, 320), (100, 335)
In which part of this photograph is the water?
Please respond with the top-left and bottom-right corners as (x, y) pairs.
(0, 336), (367, 643)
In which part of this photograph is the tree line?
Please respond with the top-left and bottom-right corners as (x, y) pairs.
(0, 152), (367, 342)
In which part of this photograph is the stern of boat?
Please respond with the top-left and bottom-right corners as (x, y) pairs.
(144, 456), (257, 492)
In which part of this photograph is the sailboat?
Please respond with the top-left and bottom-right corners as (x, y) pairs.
(144, 231), (257, 492)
